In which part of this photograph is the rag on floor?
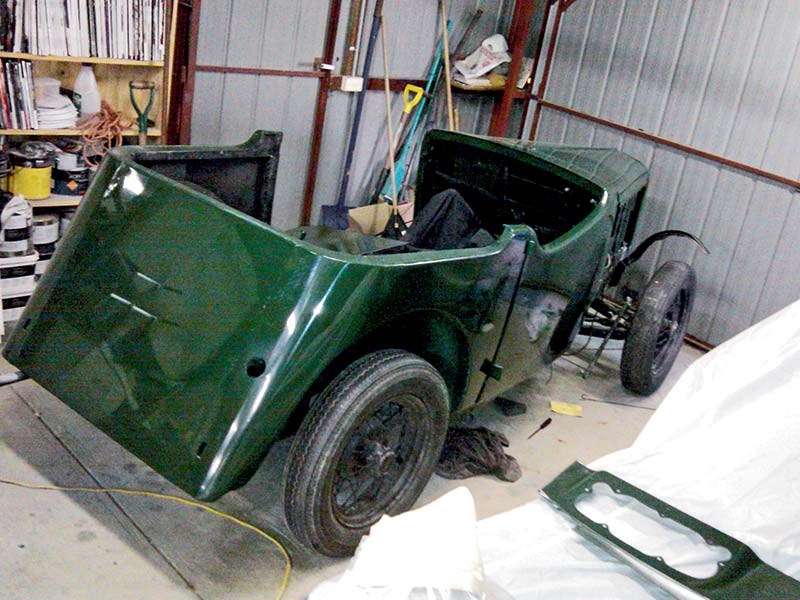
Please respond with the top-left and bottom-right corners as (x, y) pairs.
(436, 426), (522, 482)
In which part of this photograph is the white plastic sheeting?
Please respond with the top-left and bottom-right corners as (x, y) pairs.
(310, 487), (488, 599)
(478, 298), (800, 598)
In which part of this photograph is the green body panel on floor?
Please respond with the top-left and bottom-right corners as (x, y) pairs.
(3, 130), (648, 501)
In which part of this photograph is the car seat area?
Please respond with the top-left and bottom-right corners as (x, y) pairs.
(402, 188), (492, 251)
(415, 135), (601, 245)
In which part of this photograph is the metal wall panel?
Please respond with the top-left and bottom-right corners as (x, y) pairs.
(192, 1), (515, 229)
(191, 0), (326, 229)
(530, 0), (800, 345)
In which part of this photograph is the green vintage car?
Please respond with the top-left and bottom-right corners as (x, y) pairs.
(3, 130), (702, 556)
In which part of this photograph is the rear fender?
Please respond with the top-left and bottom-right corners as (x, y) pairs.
(280, 309), (471, 439)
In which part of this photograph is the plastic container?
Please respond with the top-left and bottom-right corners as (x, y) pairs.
(73, 65), (101, 118)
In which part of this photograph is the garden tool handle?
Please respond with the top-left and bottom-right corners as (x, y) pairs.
(402, 85), (424, 114)
(129, 80), (155, 145)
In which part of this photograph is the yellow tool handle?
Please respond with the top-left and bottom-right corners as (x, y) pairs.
(402, 84), (424, 114)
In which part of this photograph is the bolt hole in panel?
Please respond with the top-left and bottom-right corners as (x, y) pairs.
(246, 358), (267, 378)
(576, 482), (731, 579)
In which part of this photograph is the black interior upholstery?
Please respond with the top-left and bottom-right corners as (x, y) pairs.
(403, 189), (483, 250)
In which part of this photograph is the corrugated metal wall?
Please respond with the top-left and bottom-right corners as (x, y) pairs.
(528, 0), (800, 345)
(191, 0), (328, 229)
(192, 0), (515, 230)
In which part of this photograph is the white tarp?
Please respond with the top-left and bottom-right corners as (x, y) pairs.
(478, 299), (800, 598)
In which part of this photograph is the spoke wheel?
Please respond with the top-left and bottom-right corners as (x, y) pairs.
(621, 261), (696, 395)
(284, 350), (449, 556)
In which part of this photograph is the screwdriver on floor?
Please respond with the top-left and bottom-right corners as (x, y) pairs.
(528, 417), (553, 439)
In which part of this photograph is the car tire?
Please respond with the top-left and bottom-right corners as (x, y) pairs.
(284, 349), (449, 556)
(620, 261), (696, 395)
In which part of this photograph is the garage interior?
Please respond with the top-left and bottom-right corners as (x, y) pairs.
(1, 1), (799, 599)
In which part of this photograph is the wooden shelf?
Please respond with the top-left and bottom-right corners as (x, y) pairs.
(0, 128), (161, 137)
(29, 194), (82, 208)
(0, 51), (163, 67)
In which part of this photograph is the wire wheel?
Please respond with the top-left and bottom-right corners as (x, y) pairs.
(621, 261), (696, 395)
(333, 396), (426, 528)
(652, 288), (690, 373)
(284, 350), (449, 556)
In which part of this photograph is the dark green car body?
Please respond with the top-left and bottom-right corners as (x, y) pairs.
(3, 130), (647, 502)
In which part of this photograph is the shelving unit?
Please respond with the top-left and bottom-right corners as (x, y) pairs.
(0, 1), (178, 209)
(0, 57), (169, 144)
(486, 0), (547, 137)
(0, 128), (162, 137)
(0, 51), (164, 67)
(28, 194), (82, 208)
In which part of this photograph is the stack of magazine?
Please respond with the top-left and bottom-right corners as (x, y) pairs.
(35, 77), (77, 129)
(0, 0), (165, 61)
(0, 58), (37, 129)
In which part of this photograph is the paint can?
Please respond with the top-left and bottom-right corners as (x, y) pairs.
(52, 166), (89, 196)
(33, 213), (60, 245)
(0, 251), (38, 296)
(2, 291), (33, 322)
(6, 153), (53, 200)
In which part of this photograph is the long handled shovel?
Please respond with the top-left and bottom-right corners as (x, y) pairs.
(373, 83), (423, 199)
(377, 20), (452, 202)
(322, 0), (384, 229)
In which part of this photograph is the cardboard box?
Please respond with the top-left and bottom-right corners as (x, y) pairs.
(348, 201), (414, 235)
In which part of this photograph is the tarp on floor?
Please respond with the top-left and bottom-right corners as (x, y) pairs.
(478, 298), (800, 598)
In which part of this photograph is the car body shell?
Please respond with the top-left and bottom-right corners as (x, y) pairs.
(3, 130), (648, 501)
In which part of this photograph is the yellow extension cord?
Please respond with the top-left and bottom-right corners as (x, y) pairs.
(0, 477), (292, 600)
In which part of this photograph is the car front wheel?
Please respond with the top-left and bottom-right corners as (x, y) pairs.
(284, 349), (449, 556)
(620, 261), (696, 395)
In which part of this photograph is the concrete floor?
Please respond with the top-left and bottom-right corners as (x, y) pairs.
(0, 341), (703, 600)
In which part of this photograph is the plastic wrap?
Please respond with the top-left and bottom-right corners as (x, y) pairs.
(309, 487), (493, 600)
(477, 299), (800, 598)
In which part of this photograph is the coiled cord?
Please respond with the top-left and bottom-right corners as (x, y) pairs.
(80, 101), (134, 166)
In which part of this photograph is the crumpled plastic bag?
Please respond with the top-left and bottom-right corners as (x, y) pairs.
(308, 487), (496, 600)
(454, 34), (511, 80)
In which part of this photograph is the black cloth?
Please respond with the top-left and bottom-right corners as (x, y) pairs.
(436, 426), (522, 482)
(403, 188), (481, 250)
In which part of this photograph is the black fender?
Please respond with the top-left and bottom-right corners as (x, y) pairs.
(609, 230), (708, 287)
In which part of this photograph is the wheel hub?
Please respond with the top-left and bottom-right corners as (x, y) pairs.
(366, 440), (397, 476)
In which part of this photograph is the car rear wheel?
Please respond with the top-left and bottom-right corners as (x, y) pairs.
(284, 349), (449, 556)
(621, 261), (696, 395)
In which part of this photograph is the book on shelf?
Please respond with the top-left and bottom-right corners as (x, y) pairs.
(0, 0), (165, 61)
(0, 57), (37, 129)
(0, 59), (39, 129)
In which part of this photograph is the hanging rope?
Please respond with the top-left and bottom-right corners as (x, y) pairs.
(80, 102), (134, 166)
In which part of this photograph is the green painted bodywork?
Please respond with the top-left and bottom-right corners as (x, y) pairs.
(3, 130), (647, 501)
